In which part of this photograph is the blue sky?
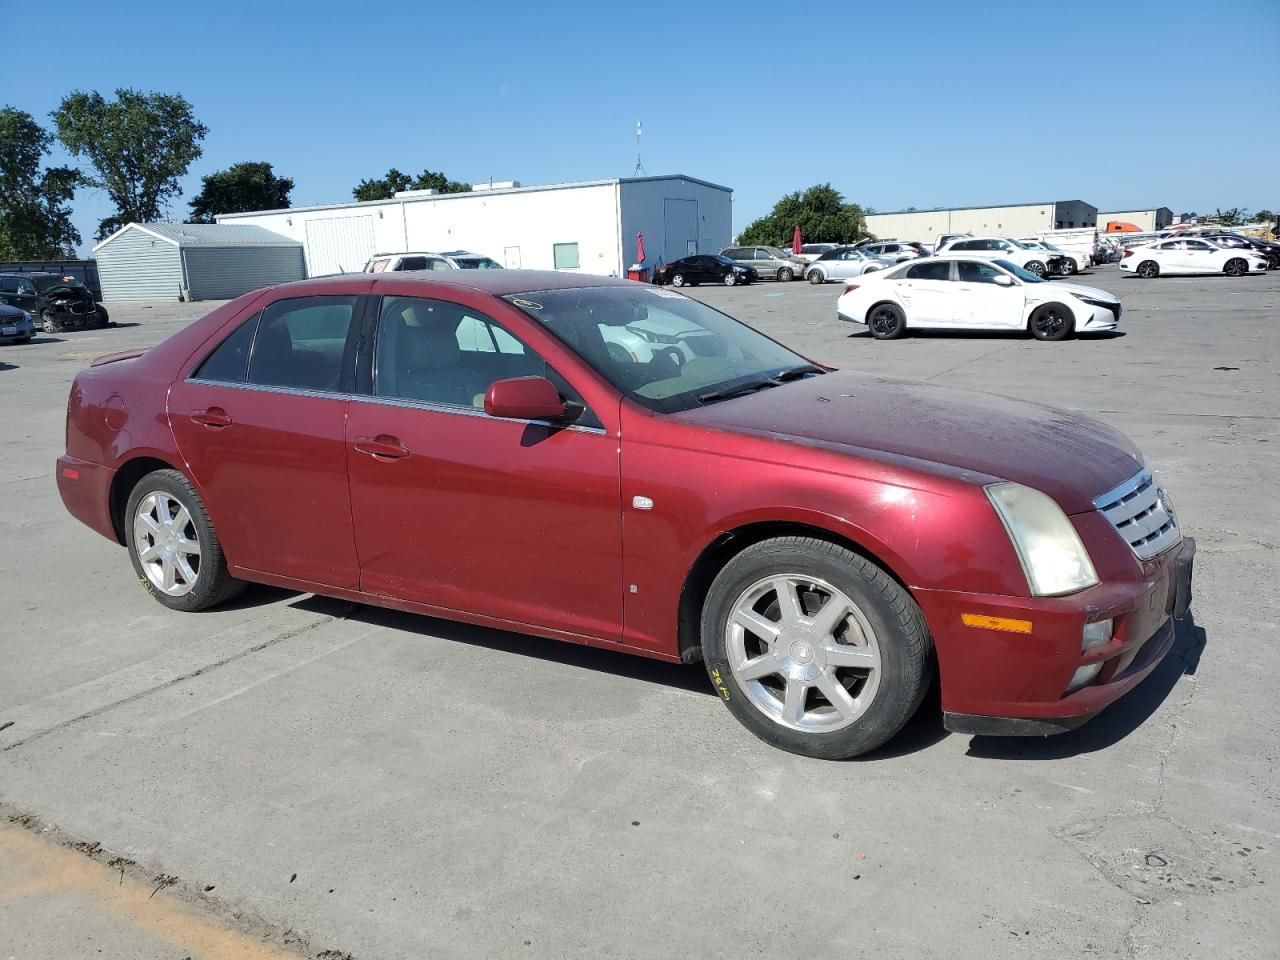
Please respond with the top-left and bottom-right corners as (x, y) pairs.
(7, 0), (1278, 252)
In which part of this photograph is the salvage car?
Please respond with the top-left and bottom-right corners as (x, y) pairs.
(56, 271), (1193, 759)
(0, 272), (109, 332)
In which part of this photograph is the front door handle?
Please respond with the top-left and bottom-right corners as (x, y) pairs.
(190, 407), (233, 428)
(354, 435), (410, 461)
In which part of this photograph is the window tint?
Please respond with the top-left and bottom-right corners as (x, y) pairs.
(248, 296), (357, 392)
(375, 297), (550, 409)
(956, 261), (1005, 284)
(722, 249), (743, 260)
(193, 315), (259, 383)
(397, 256), (428, 271)
(1157, 241), (1182, 250)
(0, 278), (16, 294)
(1185, 240), (1211, 250)
(905, 261), (951, 280)
(17, 280), (37, 295)
(553, 243), (580, 269)
(754, 249), (772, 261)
(427, 257), (453, 271)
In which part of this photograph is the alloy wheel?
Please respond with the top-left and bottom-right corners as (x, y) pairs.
(133, 492), (202, 596)
(1137, 261), (1158, 278)
(726, 574), (881, 733)
(870, 307), (900, 337)
(1033, 307), (1068, 338)
(1225, 258), (1247, 277)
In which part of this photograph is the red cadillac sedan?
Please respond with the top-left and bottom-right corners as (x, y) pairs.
(57, 271), (1194, 758)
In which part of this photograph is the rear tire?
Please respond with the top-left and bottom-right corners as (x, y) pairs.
(125, 469), (245, 612)
(1224, 258), (1248, 277)
(867, 302), (906, 340)
(1030, 303), (1074, 341)
(1137, 260), (1159, 279)
(700, 536), (933, 760)
(1025, 260), (1047, 278)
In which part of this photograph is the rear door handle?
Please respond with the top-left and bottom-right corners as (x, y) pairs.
(190, 407), (232, 428)
(354, 435), (410, 461)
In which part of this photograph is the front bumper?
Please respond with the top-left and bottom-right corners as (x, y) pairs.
(917, 536), (1195, 737)
(0, 314), (35, 341)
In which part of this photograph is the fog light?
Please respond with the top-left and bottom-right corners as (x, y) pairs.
(1083, 618), (1113, 651)
(1067, 662), (1104, 693)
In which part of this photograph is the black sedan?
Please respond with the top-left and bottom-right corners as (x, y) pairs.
(656, 255), (757, 287)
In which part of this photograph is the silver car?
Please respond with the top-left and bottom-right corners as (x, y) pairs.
(720, 245), (809, 281)
(804, 247), (894, 284)
(856, 240), (927, 263)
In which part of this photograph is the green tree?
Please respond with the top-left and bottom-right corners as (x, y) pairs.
(188, 161), (294, 223)
(1212, 206), (1248, 227)
(0, 107), (82, 259)
(1253, 208), (1275, 225)
(53, 88), (208, 239)
(738, 184), (869, 246)
(352, 167), (471, 202)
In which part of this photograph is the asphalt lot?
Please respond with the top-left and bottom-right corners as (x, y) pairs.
(1, 264), (1277, 959)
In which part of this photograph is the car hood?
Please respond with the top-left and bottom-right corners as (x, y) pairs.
(676, 371), (1143, 513)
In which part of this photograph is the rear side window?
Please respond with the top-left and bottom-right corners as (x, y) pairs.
(247, 296), (357, 392)
(397, 256), (428, 271)
(906, 261), (952, 280)
(193, 316), (259, 382)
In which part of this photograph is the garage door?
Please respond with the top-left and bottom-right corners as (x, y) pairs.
(304, 216), (375, 276)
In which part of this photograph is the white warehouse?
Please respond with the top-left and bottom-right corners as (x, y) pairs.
(217, 175), (733, 278)
(865, 201), (1099, 243)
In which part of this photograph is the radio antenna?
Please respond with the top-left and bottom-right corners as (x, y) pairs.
(633, 120), (646, 177)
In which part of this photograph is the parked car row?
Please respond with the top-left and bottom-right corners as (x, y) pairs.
(1119, 237), (1270, 277)
(0, 272), (110, 341)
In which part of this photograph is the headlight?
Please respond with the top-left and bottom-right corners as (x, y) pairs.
(1069, 293), (1114, 307)
(986, 482), (1099, 596)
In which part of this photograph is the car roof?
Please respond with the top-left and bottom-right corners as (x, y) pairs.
(273, 269), (635, 297)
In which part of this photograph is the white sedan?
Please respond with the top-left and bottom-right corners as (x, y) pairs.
(836, 256), (1121, 341)
(1119, 238), (1269, 278)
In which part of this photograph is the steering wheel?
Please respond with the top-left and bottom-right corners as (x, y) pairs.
(659, 346), (686, 369)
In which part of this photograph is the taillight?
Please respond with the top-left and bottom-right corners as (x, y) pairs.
(844, 283), (860, 294)
(1122, 249), (1134, 258)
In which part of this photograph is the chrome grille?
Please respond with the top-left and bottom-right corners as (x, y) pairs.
(1093, 469), (1180, 561)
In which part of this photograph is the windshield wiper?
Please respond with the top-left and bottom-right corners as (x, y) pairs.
(697, 365), (823, 404)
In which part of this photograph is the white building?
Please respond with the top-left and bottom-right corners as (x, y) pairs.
(1097, 208), (1174, 232)
(865, 201), (1098, 243)
(217, 175), (733, 278)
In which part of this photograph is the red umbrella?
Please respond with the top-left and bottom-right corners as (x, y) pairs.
(793, 224), (803, 256)
(636, 231), (646, 263)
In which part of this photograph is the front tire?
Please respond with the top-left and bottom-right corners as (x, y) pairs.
(700, 537), (933, 760)
(671, 274), (686, 287)
(777, 267), (794, 282)
(867, 302), (906, 340)
(1025, 260), (1047, 278)
(1224, 258), (1248, 277)
(1062, 259), (1078, 276)
(1030, 302), (1074, 341)
(125, 469), (244, 612)
(723, 272), (737, 286)
(1137, 260), (1159, 279)
(41, 311), (61, 334)
(807, 269), (824, 284)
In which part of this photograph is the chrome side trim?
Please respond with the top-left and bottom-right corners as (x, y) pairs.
(186, 378), (350, 402)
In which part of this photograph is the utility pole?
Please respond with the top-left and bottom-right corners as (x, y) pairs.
(633, 120), (645, 177)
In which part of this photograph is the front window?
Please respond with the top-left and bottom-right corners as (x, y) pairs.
(762, 247), (790, 260)
(504, 286), (815, 414)
(990, 259), (1045, 282)
(1004, 239), (1032, 250)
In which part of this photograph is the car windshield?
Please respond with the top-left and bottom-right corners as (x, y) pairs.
(454, 257), (502, 269)
(504, 286), (817, 414)
(1006, 239), (1033, 250)
(1039, 241), (1065, 251)
(991, 259), (1045, 283)
(763, 247), (791, 259)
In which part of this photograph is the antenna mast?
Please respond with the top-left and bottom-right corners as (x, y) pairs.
(633, 120), (646, 177)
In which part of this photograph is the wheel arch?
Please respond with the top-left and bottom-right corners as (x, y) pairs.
(108, 455), (184, 544)
(675, 519), (916, 664)
(863, 299), (902, 324)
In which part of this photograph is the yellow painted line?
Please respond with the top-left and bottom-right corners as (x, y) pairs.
(961, 613), (1033, 634)
(0, 826), (299, 960)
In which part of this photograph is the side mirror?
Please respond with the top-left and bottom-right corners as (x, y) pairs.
(993, 274), (1015, 287)
(484, 376), (579, 422)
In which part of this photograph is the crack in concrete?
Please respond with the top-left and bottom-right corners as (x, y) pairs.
(1, 613), (338, 752)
